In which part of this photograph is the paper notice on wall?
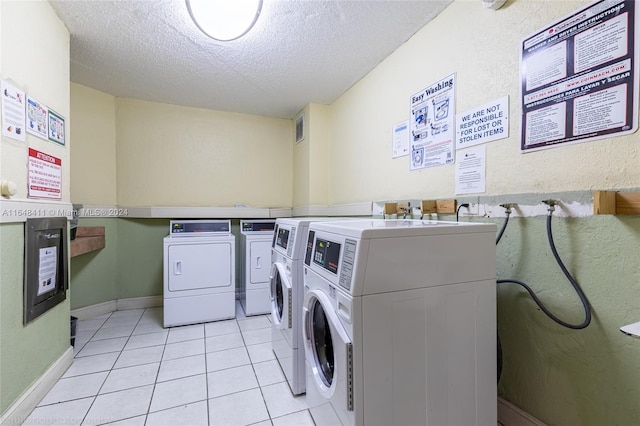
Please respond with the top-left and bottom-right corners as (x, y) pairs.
(26, 96), (49, 140)
(409, 74), (456, 170)
(392, 120), (410, 158)
(28, 148), (62, 200)
(1, 80), (26, 141)
(520, 0), (638, 152)
(38, 246), (57, 296)
(455, 145), (486, 195)
(456, 96), (509, 149)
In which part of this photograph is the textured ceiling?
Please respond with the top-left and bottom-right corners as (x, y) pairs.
(48, 0), (452, 119)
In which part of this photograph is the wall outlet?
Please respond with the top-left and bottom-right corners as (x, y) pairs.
(467, 201), (479, 215)
(459, 197), (480, 216)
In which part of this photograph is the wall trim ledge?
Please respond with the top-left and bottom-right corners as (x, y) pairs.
(0, 199), (73, 223)
(292, 202), (373, 217)
(0, 347), (74, 426)
(498, 397), (546, 426)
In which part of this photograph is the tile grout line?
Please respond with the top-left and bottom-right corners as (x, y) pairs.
(59, 309), (300, 426)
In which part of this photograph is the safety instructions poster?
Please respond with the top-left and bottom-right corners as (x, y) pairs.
(28, 148), (62, 200)
(520, 0), (638, 152)
(409, 74), (456, 170)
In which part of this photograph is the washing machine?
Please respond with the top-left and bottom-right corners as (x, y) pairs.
(270, 217), (353, 395)
(163, 220), (235, 328)
(302, 219), (497, 426)
(239, 219), (276, 316)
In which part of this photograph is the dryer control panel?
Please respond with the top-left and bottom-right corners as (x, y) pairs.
(169, 220), (231, 236)
(241, 220), (275, 232)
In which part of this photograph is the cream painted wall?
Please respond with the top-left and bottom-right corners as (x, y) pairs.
(328, 0), (639, 204)
(70, 84), (117, 205)
(307, 104), (330, 205)
(115, 98), (293, 207)
(0, 0), (70, 417)
(293, 105), (311, 206)
(292, 103), (331, 207)
(0, 0), (70, 202)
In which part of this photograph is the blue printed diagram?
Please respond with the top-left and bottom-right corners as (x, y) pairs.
(412, 104), (429, 141)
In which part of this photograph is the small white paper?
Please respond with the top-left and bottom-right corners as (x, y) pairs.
(392, 120), (410, 158)
(455, 145), (486, 194)
(38, 246), (57, 296)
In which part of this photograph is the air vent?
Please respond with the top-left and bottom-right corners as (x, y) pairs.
(295, 113), (304, 144)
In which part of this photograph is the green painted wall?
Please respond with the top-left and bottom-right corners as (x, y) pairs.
(0, 224), (70, 415)
(71, 218), (249, 308)
(69, 218), (118, 310)
(116, 219), (168, 299)
(491, 215), (640, 425)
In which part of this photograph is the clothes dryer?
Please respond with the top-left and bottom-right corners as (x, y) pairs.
(302, 219), (497, 426)
(270, 217), (353, 395)
(239, 220), (276, 316)
(163, 220), (235, 327)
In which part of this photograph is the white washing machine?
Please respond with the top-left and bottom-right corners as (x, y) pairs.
(270, 217), (352, 395)
(163, 220), (235, 328)
(239, 219), (276, 316)
(302, 219), (497, 426)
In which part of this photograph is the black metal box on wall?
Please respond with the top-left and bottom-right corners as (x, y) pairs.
(24, 217), (68, 324)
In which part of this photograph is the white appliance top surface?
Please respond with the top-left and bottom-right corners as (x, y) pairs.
(309, 219), (496, 238)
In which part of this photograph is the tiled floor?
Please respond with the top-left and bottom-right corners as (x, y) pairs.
(25, 303), (314, 426)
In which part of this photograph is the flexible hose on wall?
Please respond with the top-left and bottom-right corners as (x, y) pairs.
(496, 207), (593, 382)
(497, 212), (592, 329)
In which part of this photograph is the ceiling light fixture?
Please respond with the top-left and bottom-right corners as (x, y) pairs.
(186, 0), (263, 42)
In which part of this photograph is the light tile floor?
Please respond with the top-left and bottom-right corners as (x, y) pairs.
(25, 303), (314, 426)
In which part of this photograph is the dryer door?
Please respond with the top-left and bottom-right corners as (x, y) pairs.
(303, 288), (353, 408)
(270, 262), (292, 331)
(249, 239), (271, 284)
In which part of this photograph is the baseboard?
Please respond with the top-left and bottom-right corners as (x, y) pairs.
(498, 397), (546, 426)
(116, 295), (163, 311)
(71, 297), (162, 320)
(0, 347), (74, 426)
(70, 300), (116, 320)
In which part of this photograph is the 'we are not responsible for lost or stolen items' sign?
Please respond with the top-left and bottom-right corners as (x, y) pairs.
(456, 96), (509, 149)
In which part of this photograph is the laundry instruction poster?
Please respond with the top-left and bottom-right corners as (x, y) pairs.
(409, 73), (456, 170)
(26, 95), (49, 140)
(520, 0), (638, 152)
(1, 80), (26, 142)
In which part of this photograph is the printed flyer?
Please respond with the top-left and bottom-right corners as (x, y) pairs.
(409, 74), (456, 170)
(520, 0), (638, 151)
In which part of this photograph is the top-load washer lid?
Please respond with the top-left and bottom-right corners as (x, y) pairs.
(169, 219), (231, 237)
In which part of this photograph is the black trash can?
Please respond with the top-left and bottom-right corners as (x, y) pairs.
(70, 316), (78, 347)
